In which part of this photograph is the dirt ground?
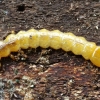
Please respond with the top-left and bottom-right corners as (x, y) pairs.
(0, 0), (100, 100)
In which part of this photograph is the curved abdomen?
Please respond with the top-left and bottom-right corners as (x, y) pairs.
(0, 28), (99, 67)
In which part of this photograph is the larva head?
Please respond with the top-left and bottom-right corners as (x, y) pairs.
(90, 46), (100, 67)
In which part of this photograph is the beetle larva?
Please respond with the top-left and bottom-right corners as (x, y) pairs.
(0, 28), (100, 67)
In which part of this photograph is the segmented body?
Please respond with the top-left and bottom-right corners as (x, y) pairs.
(0, 29), (100, 67)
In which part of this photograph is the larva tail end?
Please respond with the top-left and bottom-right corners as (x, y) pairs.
(90, 47), (100, 67)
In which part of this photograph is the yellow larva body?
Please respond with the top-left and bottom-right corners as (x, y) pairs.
(0, 29), (100, 67)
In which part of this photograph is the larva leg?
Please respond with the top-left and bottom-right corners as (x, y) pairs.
(18, 50), (27, 60)
(10, 50), (27, 61)
(10, 54), (17, 60)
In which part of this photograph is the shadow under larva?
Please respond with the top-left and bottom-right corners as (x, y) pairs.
(0, 28), (100, 67)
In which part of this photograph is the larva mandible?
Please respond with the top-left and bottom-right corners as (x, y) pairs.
(0, 28), (100, 67)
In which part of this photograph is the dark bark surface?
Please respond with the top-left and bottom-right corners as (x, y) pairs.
(0, 0), (100, 100)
